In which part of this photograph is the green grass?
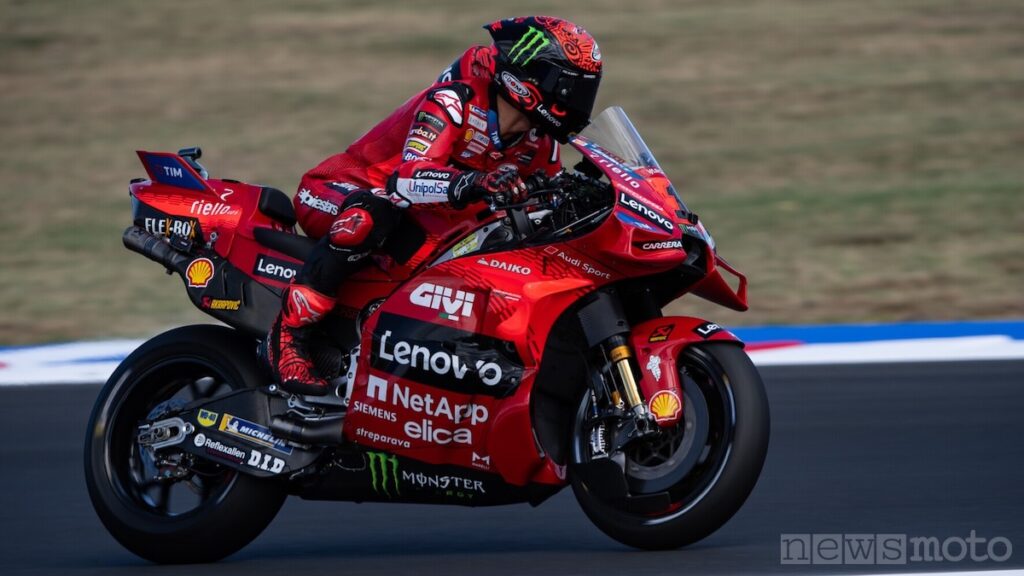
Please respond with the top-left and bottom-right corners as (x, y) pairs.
(1, 0), (1022, 343)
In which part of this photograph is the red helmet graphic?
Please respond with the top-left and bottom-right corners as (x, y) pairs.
(486, 16), (603, 144)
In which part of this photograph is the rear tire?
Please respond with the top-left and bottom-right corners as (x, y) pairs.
(571, 343), (769, 550)
(84, 325), (287, 563)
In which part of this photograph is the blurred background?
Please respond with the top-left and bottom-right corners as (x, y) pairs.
(1, 0), (1021, 345)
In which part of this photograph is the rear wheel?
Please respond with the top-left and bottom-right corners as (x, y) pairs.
(84, 325), (286, 563)
(571, 343), (769, 550)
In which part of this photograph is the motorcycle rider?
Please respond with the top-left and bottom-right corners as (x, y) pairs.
(267, 16), (603, 396)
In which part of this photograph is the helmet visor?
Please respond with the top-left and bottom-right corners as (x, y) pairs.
(540, 66), (600, 141)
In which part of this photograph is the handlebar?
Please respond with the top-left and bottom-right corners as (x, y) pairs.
(485, 169), (613, 242)
(485, 173), (551, 210)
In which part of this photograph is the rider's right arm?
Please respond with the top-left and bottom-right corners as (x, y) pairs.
(385, 83), (481, 208)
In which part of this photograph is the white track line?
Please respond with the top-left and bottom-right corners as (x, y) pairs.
(2, 336), (1024, 386)
(0, 340), (142, 385)
(750, 336), (1024, 366)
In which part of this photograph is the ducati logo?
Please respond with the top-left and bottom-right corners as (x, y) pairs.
(409, 282), (475, 321)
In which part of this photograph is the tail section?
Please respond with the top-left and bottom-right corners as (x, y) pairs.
(137, 150), (216, 193)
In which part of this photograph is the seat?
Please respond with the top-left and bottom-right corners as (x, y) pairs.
(258, 186), (297, 227)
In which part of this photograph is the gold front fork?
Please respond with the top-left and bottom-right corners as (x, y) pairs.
(608, 343), (649, 419)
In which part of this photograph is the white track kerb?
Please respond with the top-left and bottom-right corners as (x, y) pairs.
(1, 321), (1023, 386)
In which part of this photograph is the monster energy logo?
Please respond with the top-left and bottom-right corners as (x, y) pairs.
(367, 452), (400, 496)
(509, 27), (549, 66)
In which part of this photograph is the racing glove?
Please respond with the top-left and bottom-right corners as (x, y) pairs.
(449, 166), (527, 209)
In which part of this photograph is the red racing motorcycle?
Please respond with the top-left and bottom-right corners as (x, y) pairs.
(85, 107), (769, 563)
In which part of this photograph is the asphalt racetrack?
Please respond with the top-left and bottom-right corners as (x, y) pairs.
(2, 361), (1022, 575)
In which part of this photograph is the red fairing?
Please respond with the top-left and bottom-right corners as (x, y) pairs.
(334, 130), (749, 485)
(343, 247), (608, 486)
(131, 152), (304, 292)
(691, 253), (749, 312)
(571, 135), (748, 310)
(128, 105), (754, 492)
(631, 317), (743, 428)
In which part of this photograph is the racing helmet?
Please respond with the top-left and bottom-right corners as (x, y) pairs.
(485, 16), (603, 144)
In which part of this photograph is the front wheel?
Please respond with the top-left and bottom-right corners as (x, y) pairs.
(84, 325), (287, 563)
(570, 343), (769, 550)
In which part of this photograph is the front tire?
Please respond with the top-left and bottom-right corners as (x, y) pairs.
(571, 343), (769, 550)
(84, 325), (287, 563)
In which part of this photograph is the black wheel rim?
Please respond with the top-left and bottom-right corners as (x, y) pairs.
(105, 356), (240, 518)
(575, 346), (737, 520)
(624, 381), (711, 494)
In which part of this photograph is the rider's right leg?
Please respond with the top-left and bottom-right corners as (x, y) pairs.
(267, 189), (398, 396)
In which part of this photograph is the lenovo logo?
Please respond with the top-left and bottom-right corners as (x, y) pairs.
(253, 254), (299, 282)
(619, 193), (674, 232)
(377, 332), (503, 387)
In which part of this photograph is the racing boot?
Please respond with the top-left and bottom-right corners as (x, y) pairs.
(266, 283), (336, 396)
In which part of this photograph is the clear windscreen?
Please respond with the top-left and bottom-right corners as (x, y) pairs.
(579, 107), (661, 169)
(577, 107), (689, 212)
(576, 107), (718, 248)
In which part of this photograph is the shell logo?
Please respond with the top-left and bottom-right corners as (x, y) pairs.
(648, 390), (682, 424)
(186, 257), (214, 288)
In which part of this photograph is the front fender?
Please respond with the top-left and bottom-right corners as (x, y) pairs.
(630, 317), (743, 427)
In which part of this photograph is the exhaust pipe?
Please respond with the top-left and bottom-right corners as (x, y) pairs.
(271, 415), (346, 445)
(122, 226), (190, 270)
